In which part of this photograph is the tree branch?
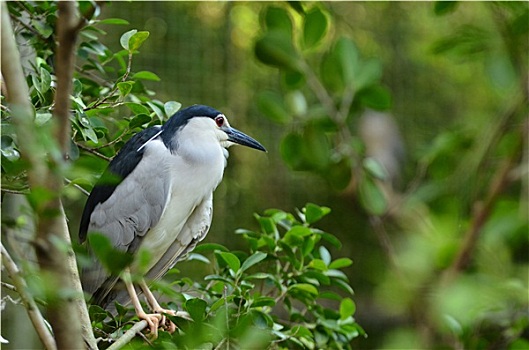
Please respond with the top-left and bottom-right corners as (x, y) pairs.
(54, 2), (81, 158)
(1, 243), (57, 350)
(2, 2), (97, 349)
(443, 121), (525, 282)
(106, 321), (148, 350)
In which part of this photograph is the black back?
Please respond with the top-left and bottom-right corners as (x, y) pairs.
(79, 126), (162, 242)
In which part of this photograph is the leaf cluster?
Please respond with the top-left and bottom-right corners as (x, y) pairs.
(1, 2), (180, 201)
(253, 3), (390, 215)
(89, 204), (363, 349)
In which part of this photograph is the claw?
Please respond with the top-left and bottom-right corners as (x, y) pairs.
(154, 308), (177, 333)
(137, 312), (162, 338)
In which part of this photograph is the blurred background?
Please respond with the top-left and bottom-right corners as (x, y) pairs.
(2, 2), (528, 349)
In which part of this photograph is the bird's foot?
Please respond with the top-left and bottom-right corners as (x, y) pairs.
(137, 312), (162, 338)
(154, 308), (178, 333)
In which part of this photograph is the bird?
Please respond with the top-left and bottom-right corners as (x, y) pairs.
(79, 104), (266, 336)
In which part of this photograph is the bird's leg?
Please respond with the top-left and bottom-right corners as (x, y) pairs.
(138, 279), (177, 333)
(122, 269), (162, 338)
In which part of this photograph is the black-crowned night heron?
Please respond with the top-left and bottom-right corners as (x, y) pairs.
(79, 105), (266, 336)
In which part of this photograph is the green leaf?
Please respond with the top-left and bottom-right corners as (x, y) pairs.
(363, 157), (388, 181)
(31, 18), (53, 38)
(186, 253), (210, 264)
(326, 157), (352, 190)
(321, 232), (342, 249)
(89, 305), (110, 323)
(358, 175), (387, 216)
(146, 101), (165, 120)
(321, 37), (359, 92)
(81, 126), (98, 143)
(240, 252), (267, 273)
(332, 278), (355, 295)
(354, 58), (383, 92)
(264, 6), (293, 35)
(132, 71), (160, 81)
(128, 114), (152, 129)
(194, 243), (229, 253)
(120, 29), (137, 51)
(39, 67), (52, 94)
(255, 215), (277, 235)
(252, 296), (276, 308)
(302, 236), (318, 256)
(216, 251), (241, 273)
(282, 70), (306, 90)
(303, 125), (331, 170)
(35, 111), (53, 126)
(246, 272), (275, 280)
(73, 79), (83, 97)
(319, 246), (331, 266)
(87, 233), (133, 274)
(285, 90), (307, 117)
(357, 84), (392, 110)
(98, 18), (130, 25)
(308, 259), (327, 271)
(184, 298), (207, 322)
(288, 283), (318, 296)
(255, 30), (300, 71)
(339, 298), (356, 319)
(0, 136), (20, 162)
(129, 31), (150, 51)
(280, 132), (306, 170)
(257, 91), (291, 124)
(117, 81), (134, 97)
(304, 270), (330, 285)
(288, 225), (313, 237)
(164, 101), (182, 118)
(329, 257), (353, 269)
(125, 102), (150, 115)
(303, 7), (328, 49)
(304, 203), (331, 224)
(434, 1), (458, 16)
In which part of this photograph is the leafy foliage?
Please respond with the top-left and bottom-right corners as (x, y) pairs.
(253, 2), (390, 225)
(2, 2), (528, 350)
(89, 204), (363, 349)
(1, 3), (360, 349)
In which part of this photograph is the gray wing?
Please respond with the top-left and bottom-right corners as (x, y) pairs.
(108, 194), (213, 308)
(148, 193), (213, 281)
(82, 140), (172, 306)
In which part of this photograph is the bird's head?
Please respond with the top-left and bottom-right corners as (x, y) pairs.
(161, 105), (266, 156)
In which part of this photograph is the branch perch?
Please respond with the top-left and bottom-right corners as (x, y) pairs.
(106, 321), (148, 350)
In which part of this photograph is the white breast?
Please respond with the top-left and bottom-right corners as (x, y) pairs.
(133, 126), (227, 273)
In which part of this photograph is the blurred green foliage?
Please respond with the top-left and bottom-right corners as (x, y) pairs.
(1, 1), (528, 349)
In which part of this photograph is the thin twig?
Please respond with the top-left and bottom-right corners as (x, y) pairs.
(1, 188), (29, 195)
(88, 50), (134, 110)
(106, 320), (148, 350)
(9, 12), (48, 43)
(64, 178), (90, 196)
(1, 243), (57, 350)
(1, 281), (17, 292)
(91, 128), (128, 150)
(76, 141), (113, 161)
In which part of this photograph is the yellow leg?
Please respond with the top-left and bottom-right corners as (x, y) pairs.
(122, 269), (162, 338)
(138, 279), (177, 333)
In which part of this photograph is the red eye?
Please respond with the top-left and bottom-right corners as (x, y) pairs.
(215, 115), (225, 127)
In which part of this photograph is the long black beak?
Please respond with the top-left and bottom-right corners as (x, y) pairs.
(225, 127), (266, 152)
